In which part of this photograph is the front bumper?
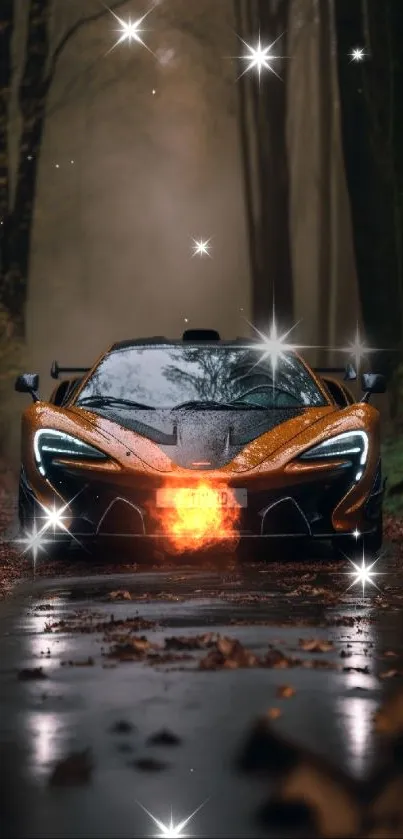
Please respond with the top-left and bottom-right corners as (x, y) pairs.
(19, 459), (383, 542)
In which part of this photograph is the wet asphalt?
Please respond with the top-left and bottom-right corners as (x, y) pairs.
(1, 542), (403, 838)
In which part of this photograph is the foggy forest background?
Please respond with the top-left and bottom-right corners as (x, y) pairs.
(0, 0), (403, 469)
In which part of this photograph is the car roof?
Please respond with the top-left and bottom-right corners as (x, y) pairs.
(109, 337), (290, 351)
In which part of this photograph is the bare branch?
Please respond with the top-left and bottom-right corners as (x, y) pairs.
(45, 0), (133, 84)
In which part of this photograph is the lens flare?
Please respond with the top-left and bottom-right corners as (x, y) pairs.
(152, 480), (241, 553)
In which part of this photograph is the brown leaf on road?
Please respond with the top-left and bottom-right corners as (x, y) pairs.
(380, 670), (400, 679)
(303, 659), (339, 670)
(299, 638), (334, 652)
(267, 708), (282, 720)
(374, 688), (403, 735)
(61, 657), (94, 667)
(199, 637), (259, 670)
(165, 633), (217, 651)
(49, 749), (93, 787)
(277, 685), (296, 699)
(264, 649), (301, 669)
(148, 652), (194, 665)
(18, 667), (48, 681)
(236, 716), (362, 838)
(147, 729), (181, 746)
(109, 590), (132, 601)
(107, 635), (158, 661)
(44, 613), (156, 635)
(110, 720), (134, 734)
(131, 757), (168, 772)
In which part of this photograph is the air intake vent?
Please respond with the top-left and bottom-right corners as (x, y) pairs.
(182, 329), (220, 342)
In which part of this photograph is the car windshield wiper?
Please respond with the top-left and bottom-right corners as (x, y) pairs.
(171, 400), (238, 411)
(78, 396), (155, 410)
(228, 400), (267, 409)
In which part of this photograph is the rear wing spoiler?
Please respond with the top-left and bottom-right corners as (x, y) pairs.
(313, 363), (357, 382)
(49, 359), (357, 382)
(51, 360), (90, 380)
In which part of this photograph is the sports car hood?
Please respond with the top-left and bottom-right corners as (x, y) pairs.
(69, 404), (337, 471)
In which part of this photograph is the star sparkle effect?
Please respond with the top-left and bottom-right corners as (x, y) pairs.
(243, 302), (318, 384)
(137, 799), (208, 837)
(350, 47), (367, 62)
(14, 519), (55, 567)
(13, 489), (87, 569)
(334, 324), (381, 373)
(236, 31), (284, 82)
(191, 238), (212, 258)
(104, 3), (155, 56)
(343, 547), (383, 596)
(37, 499), (71, 534)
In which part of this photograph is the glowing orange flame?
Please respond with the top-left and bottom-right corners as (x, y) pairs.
(153, 480), (241, 554)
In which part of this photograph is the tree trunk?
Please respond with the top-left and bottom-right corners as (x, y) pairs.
(235, 0), (293, 331)
(256, 0), (293, 327)
(287, 0), (361, 364)
(0, 0), (14, 285)
(335, 0), (403, 377)
(0, 0), (51, 337)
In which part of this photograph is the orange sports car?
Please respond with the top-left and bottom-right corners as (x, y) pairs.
(15, 329), (386, 558)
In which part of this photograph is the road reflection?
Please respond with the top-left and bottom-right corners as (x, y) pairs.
(26, 711), (64, 770)
(333, 611), (378, 776)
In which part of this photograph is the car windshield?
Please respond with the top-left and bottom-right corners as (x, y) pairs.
(75, 345), (328, 410)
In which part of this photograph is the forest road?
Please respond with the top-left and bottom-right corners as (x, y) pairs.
(0, 543), (402, 838)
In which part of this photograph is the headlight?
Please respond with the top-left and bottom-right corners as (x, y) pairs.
(34, 429), (107, 476)
(299, 430), (369, 482)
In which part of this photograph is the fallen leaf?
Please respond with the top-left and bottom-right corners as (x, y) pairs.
(61, 657), (94, 667)
(264, 649), (300, 669)
(303, 659), (339, 670)
(110, 720), (134, 734)
(266, 708), (282, 720)
(237, 715), (361, 838)
(165, 633), (217, 651)
(299, 638), (334, 653)
(18, 667), (48, 681)
(199, 637), (259, 670)
(276, 685), (296, 699)
(109, 590), (132, 601)
(146, 729), (181, 746)
(107, 636), (157, 661)
(374, 688), (403, 735)
(131, 757), (167, 772)
(49, 749), (93, 786)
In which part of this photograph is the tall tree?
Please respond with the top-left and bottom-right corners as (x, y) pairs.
(234, 0), (293, 330)
(0, 0), (131, 338)
(335, 0), (403, 377)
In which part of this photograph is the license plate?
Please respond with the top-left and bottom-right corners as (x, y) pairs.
(156, 488), (247, 508)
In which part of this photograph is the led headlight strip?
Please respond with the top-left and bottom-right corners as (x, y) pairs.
(34, 429), (107, 476)
(299, 430), (369, 482)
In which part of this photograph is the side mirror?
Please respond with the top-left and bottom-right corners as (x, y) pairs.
(344, 363), (357, 381)
(15, 373), (40, 402)
(361, 372), (386, 402)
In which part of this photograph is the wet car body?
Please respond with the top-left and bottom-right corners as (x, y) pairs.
(15, 331), (385, 555)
